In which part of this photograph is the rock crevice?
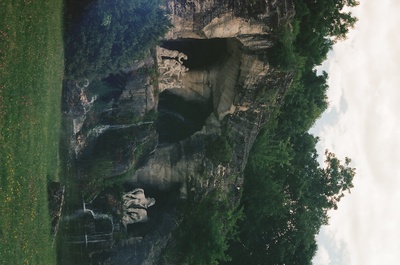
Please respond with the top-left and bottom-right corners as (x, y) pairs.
(64, 0), (296, 263)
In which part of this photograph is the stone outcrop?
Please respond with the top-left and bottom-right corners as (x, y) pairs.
(125, 0), (295, 191)
(122, 189), (156, 230)
(109, 1), (295, 262)
(64, 0), (296, 263)
(165, 0), (295, 49)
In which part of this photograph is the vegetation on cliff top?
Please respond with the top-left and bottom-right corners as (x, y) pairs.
(270, 0), (359, 70)
(164, 184), (243, 265)
(36, 0), (358, 263)
(64, 0), (170, 80)
(228, 117), (355, 264)
(226, 0), (359, 264)
(150, 1), (359, 264)
(0, 1), (64, 264)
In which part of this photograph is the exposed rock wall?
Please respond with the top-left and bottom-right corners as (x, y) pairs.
(165, 0), (295, 49)
(66, 0), (296, 264)
(129, 0), (295, 191)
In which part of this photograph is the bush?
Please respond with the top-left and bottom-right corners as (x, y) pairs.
(268, 20), (304, 70)
(64, 0), (171, 80)
(205, 136), (234, 164)
(165, 188), (243, 265)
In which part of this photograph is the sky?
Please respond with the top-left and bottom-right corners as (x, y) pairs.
(311, 0), (400, 264)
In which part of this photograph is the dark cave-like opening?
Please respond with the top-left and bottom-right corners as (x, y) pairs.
(161, 38), (228, 69)
(123, 185), (181, 236)
(156, 38), (234, 144)
(156, 90), (212, 144)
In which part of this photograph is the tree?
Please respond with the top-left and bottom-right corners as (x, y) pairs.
(293, 0), (359, 66)
(227, 131), (355, 265)
(165, 187), (243, 265)
(268, 0), (358, 70)
(227, 1), (358, 264)
(275, 69), (329, 137)
(64, 0), (170, 80)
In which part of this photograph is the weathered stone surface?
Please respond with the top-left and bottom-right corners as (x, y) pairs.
(132, 38), (286, 192)
(117, 73), (157, 119)
(165, 0), (294, 49)
(123, 189), (156, 209)
(65, 0), (296, 263)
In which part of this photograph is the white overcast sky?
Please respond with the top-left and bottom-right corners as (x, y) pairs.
(311, 0), (400, 264)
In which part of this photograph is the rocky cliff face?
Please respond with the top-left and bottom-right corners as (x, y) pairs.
(165, 0), (294, 49)
(65, 0), (295, 263)
(126, 0), (295, 191)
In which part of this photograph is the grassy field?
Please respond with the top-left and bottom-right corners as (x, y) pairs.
(0, 1), (64, 264)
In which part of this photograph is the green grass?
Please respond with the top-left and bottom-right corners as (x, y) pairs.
(0, 1), (64, 264)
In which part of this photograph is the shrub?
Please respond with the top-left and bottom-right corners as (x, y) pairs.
(64, 0), (171, 80)
(205, 136), (234, 164)
(165, 188), (243, 265)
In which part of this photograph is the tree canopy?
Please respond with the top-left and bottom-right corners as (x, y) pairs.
(225, 0), (358, 264)
(293, 0), (358, 67)
(61, 0), (358, 263)
(269, 0), (358, 69)
(227, 127), (355, 264)
(164, 0), (358, 263)
(64, 0), (170, 80)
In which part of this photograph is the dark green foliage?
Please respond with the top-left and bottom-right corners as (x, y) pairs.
(268, 0), (358, 110)
(205, 135), (235, 164)
(277, 69), (329, 134)
(268, 20), (304, 71)
(64, 0), (170, 80)
(227, 1), (358, 264)
(165, 187), (244, 265)
(266, 0), (357, 131)
(266, 0), (357, 133)
(229, 125), (355, 264)
(300, 0), (357, 66)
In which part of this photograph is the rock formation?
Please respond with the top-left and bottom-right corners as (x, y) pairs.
(122, 189), (156, 230)
(123, 188), (156, 209)
(63, 0), (296, 263)
(157, 47), (189, 92)
(126, 0), (295, 191)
